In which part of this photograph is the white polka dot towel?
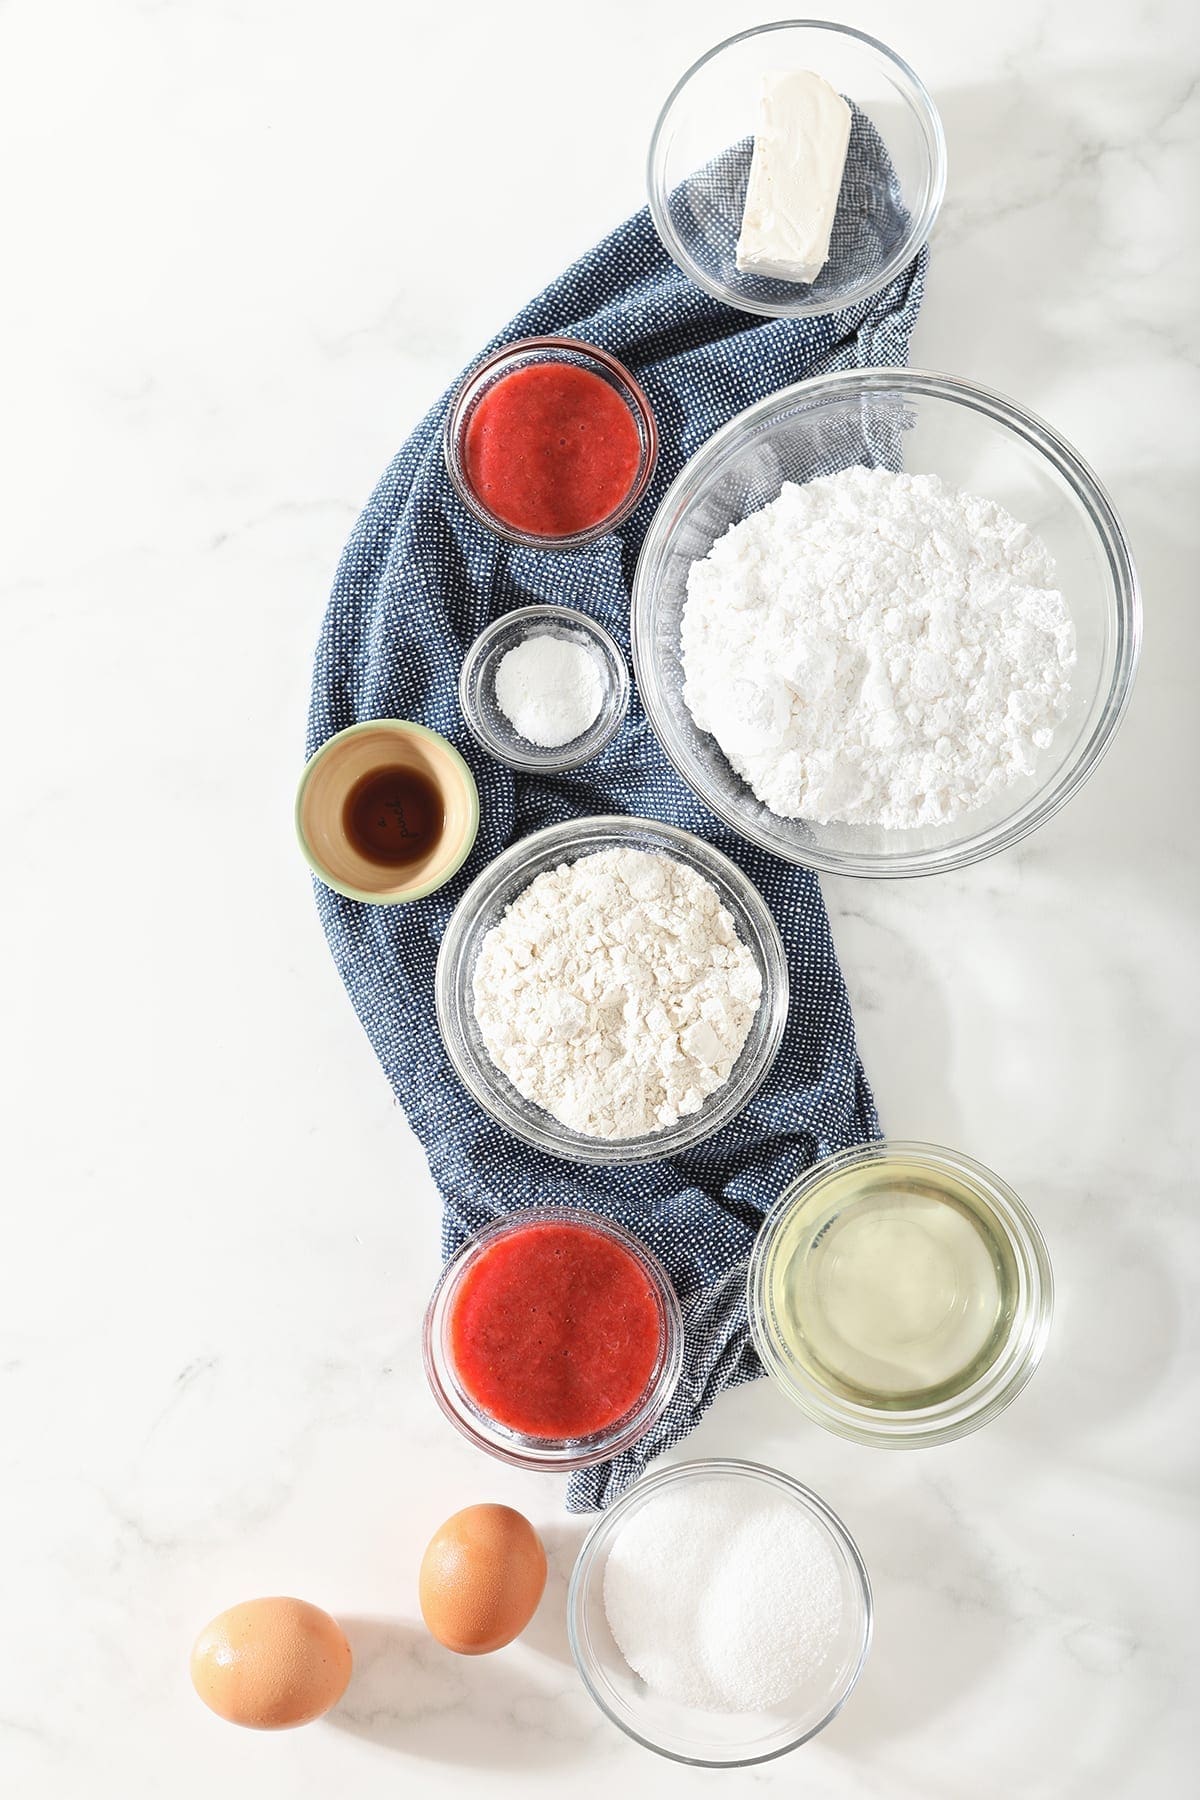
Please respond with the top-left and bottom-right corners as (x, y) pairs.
(306, 185), (925, 1510)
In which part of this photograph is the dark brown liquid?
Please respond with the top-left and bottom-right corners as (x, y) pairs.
(342, 764), (445, 867)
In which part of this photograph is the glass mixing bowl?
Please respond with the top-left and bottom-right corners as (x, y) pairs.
(747, 1140), (1054, 1447)
(434, 815), (788, 1164)
(647, 20), (945, 318)
(568, 1459), (872, 1766)
(631, 368), (1141, 877)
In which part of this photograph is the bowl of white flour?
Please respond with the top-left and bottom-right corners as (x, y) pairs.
(632, 368), (1140, 876)
(435, 816), (788, 1163)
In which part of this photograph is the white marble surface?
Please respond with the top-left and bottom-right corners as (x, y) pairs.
(1, 0), (1196, 1794)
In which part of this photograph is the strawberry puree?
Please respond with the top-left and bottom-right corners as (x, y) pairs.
(448, 1220), (663, 1438)
(462, 361), (642, 536)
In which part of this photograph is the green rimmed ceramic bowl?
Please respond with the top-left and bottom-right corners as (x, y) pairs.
(295, 720), (479, 905)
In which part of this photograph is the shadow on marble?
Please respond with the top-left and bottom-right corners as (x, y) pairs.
(916, 70), (1149, 383)
(1004, 1203), (1182, 1452)
(327, 1615), (591, 1765)
(826, 896), (962, 1143)
(519, 1518), (591, 1668)
(818, 1485), (1013, 1756)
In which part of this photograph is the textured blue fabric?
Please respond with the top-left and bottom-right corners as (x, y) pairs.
(306, 194), (926, 1510)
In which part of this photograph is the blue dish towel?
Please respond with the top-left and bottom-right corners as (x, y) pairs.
(307, 198), (925, 1511)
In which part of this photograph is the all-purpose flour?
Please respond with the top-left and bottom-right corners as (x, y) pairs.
(681, 466), (1076, 829)
(471, 849), (761, 1140)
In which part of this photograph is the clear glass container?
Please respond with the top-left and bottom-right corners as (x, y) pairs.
(747, 1140), (1054, 1447)
(434, 815), (789, 1164)
(631, 367), (1141, 876)
(422, 1205), (683, 1472)
(458, 604), (629, 772)
(443, 336), (658, 550)
(568, 1458), (873, 1765)
(647, 20), (946, 319)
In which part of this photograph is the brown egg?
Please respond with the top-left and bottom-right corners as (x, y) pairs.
(419, 1504), (547, 1655)
(190, 1596), (352, 1729)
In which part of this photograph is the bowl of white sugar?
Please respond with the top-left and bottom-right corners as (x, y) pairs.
(632, 367), (1140, 877)
(435, 815), (788, 1164)
(458, 604), (629, 772)
(568, 1459), (873, 1765)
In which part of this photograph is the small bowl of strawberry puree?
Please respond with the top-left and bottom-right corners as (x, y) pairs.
(423, 1207), (684, 1471)
(444, 337), (658, 549)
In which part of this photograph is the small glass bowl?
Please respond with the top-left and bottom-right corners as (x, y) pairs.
(631, 367), (1141, 877)
(747, 1141), (1054, 1448)
(647, 20), (946, 318)
(443, 336), (658, 550)
(422, 1205), (684, 1472)
(458, 604), (629, 772)
(434, 815), (789, 1164)
(568, 1459), (873, 1766)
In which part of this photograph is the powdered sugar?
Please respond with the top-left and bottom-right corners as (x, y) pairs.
(603, 1478), (844, 1712)
(681, 466), (1076, 829)
(471, 848), (761, 1140)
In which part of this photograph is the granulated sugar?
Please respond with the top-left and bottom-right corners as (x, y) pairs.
(603, 1478), (843, 1712)
(681, 466), (1076, 829)
(494, 633), (604, 748)
(471, 848), (761, 1139)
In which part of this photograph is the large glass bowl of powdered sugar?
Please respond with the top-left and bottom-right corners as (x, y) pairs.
(435, 815), (788, 1163)
(568, 1458), (873, 1765)
(632, 367), (1140, 877)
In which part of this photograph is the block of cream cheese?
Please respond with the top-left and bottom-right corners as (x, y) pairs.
(735, 70), (852, 285)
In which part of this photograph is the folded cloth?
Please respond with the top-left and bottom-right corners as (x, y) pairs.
(306, 181), (925, 1510)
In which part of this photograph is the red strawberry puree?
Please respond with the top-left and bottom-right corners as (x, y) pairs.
(447, 1219), (663, 1438)
(462, 361), (642, 537)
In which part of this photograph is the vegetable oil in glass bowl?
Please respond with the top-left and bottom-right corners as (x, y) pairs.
(748, 1142), (1053, 1447)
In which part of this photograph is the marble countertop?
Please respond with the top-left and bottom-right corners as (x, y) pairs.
(1, 0), (1196, 1794)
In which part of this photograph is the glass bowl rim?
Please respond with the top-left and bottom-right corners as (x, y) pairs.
(434, 813), (790, 1164)
(646, 17), (948, 320)
(630, 363), (1142, 878)
(421, 1203), (684, 1471)
(746, 1137), (1055, 1447)
(442, 334), (660, 550)
(457, 603), (631, 772)
(567, 1455), (874, 1766)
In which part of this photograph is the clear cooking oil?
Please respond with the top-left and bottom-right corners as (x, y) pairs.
(766, 1155), (1020, 1410)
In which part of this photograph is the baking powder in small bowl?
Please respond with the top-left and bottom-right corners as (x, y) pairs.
(494, 632), (604, 748)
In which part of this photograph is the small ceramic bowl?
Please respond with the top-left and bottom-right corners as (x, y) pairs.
(443, 336), (658, 550)
(295, 720), (479, 905)
(458, 604), (630, 772)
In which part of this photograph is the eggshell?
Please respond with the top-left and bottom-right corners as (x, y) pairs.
(419, 1504), (547, 1655)
(190, 1596), (352, 1729)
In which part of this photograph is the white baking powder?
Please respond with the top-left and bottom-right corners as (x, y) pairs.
(494, 633), (604, 748)
(681, 466), (1076, 829)
(471, 848), (761, 1140)
(603, 1479), (844, 1712)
